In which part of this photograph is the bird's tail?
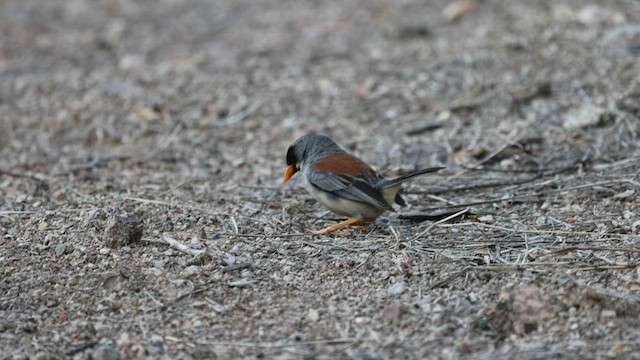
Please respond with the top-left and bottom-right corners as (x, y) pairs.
(382, 167), (445, 188)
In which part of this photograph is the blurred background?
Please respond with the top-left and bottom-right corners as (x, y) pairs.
(2, 0), (637, 194)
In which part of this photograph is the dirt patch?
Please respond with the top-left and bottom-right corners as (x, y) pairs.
(1, 0), (639, 358)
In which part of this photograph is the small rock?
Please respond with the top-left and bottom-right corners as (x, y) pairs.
(576, 5), (615, 25)
(189, 234), (204, 247)
(33, 352), (51, 360)
(190, 345), (218, 359)
(191, 345), (217, 359)
(54, 190), (67, 201)
(354, 317), (370, 324)
(383, 303), (409, 324)
(601, 24), (640, 57)
(230, 244), (240, 254)
(147, 334), (164, 355)
(149, 333), (164, 344)
(54, 244), (66, 256)
(387, 281), (406, 295)
(262, 226), (274, 234)
(33, 179), (49, 197)
(0, 319), (16, 332)
(9, 355), (29, 360)
(117, 332), (130, 345)
(489, 284), (553, 335)
(437, 110), (452, 122)
(610, 342), (630, 357)
(45, 297), (59, 308)
(147, 345), (162, 356)
(99, 248), (111, 255)
(132, 104), (160, 122)
(230, 157), (245, 167)
(153, 260), (165, 269)
(186, 252), (211, 266)
(67, 320), (96, 340)
(17, 318), (37, 334)
(224, 254), (236, 266)
(54, 244), (73, 256)
(93, 346), (120, 360)
(317, 78), (336, 95)
(105, 217), (144, 248)
(307, 309), (320, 322)
(385, 109), (398, 119)
(500, 158), (518, 171)
(192, 301), (207, 309)
(613, 189), (635, 200)
(181, 265), (201, 277)
(563, 104), (615, 130)
(119, 54), (145, 71)
(600, 309), (617, 320)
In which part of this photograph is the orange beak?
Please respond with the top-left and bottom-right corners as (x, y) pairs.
(284, 165), (297, 183)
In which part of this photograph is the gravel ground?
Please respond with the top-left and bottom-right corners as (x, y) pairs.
(1, 0), (640, 359)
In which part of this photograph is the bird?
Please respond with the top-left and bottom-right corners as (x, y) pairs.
(284, 133), (444, 234)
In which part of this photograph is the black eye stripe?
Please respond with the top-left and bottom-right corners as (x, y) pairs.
(286, 146), (297, 165)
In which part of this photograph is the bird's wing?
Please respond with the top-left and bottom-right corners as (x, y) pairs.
(307, 153), (394, 211)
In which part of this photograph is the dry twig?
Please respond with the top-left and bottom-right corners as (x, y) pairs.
(195, 337), (358, 348)
(161, 234), (205, 256)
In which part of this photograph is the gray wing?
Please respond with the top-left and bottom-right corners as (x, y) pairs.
(306, 168), (394, 211)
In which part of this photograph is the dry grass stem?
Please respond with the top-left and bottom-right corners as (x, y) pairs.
(161, 234), (205, 256)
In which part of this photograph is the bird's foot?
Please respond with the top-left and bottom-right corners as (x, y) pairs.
(311, 218), (366, 235)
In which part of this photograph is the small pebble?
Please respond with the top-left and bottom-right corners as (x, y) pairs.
(105, 216), (144, 248)
(93, 346), (120, 360)
(388, 281), (406, 295)
(54, 244), (71, 256)
(307, 309), (320, 322)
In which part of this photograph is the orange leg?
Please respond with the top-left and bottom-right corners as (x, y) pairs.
(311, 218), (366, 235)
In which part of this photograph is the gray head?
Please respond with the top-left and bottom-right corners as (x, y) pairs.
(284, 134), (343, 182)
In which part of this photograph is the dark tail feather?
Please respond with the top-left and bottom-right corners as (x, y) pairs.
(383, 167), (445, 188)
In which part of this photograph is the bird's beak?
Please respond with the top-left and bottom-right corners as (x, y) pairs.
(284, 165), (297, 183)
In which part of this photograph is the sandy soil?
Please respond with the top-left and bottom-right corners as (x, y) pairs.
(1, 0), (640, 359)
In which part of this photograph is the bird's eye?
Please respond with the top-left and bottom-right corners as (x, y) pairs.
(286, 146), (296, 166)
